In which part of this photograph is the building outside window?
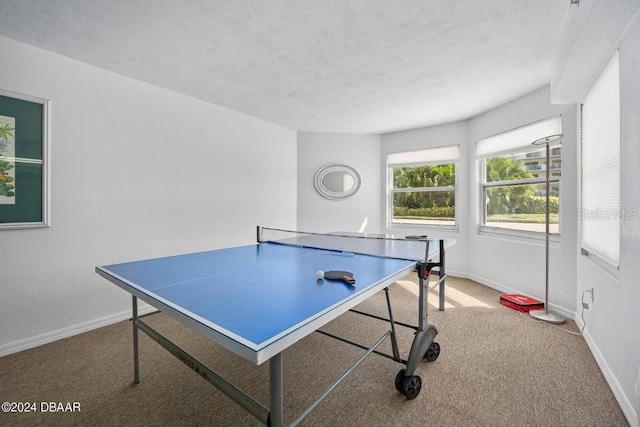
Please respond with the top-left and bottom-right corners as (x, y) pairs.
(477, 116), (562, 234)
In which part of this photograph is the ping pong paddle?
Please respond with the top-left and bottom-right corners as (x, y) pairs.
(405, 235), (429, 240)
(324, 270), (356, 285)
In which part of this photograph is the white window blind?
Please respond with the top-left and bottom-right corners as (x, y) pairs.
(387, 145), (460, 167)
(476, 116), (562, 159)
(581, 53), (620, 267)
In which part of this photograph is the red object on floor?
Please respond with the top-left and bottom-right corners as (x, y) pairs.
(499, 294), (544, 312)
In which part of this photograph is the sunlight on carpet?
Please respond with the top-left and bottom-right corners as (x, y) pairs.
(395, 280), (490, 308)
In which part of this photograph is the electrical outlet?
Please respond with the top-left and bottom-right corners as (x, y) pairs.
(582, 287), (594, 310)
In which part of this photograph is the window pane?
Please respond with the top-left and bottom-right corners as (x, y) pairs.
(485, 183), (559, 233)
(393, 164), (455, 188)
(392, 190), (455, 225)
(486, 146), (561, 183)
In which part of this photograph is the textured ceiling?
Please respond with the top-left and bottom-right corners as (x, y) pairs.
(0, 1), (569, 134)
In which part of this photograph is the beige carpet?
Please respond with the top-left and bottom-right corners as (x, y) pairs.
(0, 277), (628, 426)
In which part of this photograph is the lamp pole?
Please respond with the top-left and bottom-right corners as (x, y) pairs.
(529, 134), (565, 325)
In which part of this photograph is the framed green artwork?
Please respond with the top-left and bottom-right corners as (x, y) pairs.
(0, 89), (50, 230)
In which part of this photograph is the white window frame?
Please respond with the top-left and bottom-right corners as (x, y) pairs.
(476, 116), (562, 240)
(386, 146), (459, 231)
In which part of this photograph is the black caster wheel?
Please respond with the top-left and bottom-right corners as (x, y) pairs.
(424, 342), (440, 362)
(400, 374), (422, 400)
(395, 368), (406, 392)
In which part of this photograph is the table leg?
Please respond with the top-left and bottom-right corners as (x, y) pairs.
(132, 295), (140, 384)
(270, 353), (283, 427)
(384, 287), (401, 361)
(439, 239), (446, 311)
(418, 264), (427, 332)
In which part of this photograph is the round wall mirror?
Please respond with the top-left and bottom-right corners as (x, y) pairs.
(322, 171), (355, 192)
(314, 164), (361, 200)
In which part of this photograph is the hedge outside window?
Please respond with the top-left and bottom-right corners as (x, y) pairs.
(483, 150), (561, 233)
(387, 146), (459, 227)
(477, 116), (562, 234)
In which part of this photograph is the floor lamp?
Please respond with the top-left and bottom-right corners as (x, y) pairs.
(529, 134), (566, 325)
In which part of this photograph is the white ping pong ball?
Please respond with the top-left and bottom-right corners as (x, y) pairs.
(316, 270), (324, 279)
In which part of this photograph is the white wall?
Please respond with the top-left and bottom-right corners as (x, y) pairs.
(378, 92), (576, 304)
(575, 17), (640, 425)
(298, 81), (638, 427)
(0, 36), (297, 355)
(616, 21), (640, 420)
(380, 122), (470, 275)
(467, 87), (578, 314)
(297, 132), (380, 233)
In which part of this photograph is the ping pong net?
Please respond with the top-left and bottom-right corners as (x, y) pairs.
(258, 226), (432, 262)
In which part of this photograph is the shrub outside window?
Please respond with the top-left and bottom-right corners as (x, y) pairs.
(387, 146), (459, 227)
(482, 149), (560, 233)
(477, 116), (562, 235)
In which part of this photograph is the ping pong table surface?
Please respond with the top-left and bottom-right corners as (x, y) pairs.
(96, 228), (453, 426)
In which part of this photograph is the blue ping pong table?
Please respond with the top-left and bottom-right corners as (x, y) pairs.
(96, 227), (452, 426)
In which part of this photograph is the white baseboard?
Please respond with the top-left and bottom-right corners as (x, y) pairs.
(579, 326), (639, 427)
(461, 273), (636, 426)
(0, 303), (157, 358)
(446, 270), (468, 279)
(463, 272), (576, 319)
(467, 274), (636, 427)
(1, 274), (636, 427)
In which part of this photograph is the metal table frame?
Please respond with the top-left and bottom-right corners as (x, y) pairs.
(104, 239), (448, 426)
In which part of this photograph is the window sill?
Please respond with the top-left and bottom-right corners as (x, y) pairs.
(580, 248), (620, 281)
(478, 225), (561, 245)
(388, 222), (459, 234)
